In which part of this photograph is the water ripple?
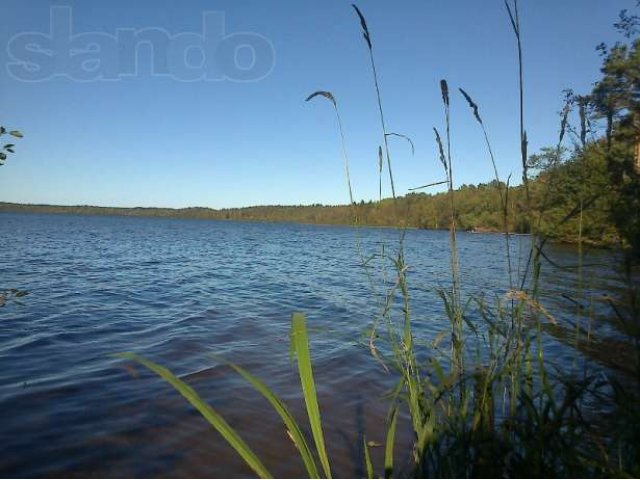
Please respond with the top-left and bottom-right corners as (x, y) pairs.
(0, 212), (629, 477)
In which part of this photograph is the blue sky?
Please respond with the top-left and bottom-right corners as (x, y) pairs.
(0, 0), (633, 208)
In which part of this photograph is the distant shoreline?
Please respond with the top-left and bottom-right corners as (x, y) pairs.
(0, 201), (418, 231)
(0, 202), (617, 250)
(0, 201), (510, 235)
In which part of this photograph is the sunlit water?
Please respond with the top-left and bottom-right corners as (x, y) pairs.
(0, 213), (629, 477)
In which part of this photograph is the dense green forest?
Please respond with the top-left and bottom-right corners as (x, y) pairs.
(0, 152), (630, 251)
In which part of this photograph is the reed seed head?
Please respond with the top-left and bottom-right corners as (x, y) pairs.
(305, 90), (337, 107)
(433, 127), (447, 173)
(459, 88), (483, 124)
(440, 80), (450, 107)
(352, 4), (372, 50)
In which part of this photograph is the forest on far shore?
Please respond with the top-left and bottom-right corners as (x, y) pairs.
(0, 136), (634, 253)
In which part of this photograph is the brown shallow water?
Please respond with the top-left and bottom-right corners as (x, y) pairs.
(0, 213), (631, 477)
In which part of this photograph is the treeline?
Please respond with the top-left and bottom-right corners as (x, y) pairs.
(0, 181), (521, 231)
(0, 158), (625, 249)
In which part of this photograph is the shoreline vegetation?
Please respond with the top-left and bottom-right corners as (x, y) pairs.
(0, 160), (624, 250)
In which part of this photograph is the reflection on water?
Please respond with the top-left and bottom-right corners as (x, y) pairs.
(0, 213), (630, 477)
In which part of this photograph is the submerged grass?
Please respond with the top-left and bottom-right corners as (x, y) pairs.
(117, 2), (640, 478)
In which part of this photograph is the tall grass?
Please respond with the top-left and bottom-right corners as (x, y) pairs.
(352, 4), (397, 202)
(435, 79), (464, 385)
(118, 3), (639, 478)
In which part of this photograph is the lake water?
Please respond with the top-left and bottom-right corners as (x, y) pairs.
(0, 213), (630, 477)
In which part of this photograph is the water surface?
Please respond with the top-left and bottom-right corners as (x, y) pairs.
(0, 213), (628, 477)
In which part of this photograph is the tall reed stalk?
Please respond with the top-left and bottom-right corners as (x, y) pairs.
(434, 80), (464, 384)
(305, 90), (389, 372)
(352, 4), (397, 202)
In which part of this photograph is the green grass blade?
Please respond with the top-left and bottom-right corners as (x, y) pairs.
(384, 406), (399, 479)
(116, 352), (272, 479)
(225, 361), (320, 478)
(363, 436), (374, 479)
(290, 312), (332, 479)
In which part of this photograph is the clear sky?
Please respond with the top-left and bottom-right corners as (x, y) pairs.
(0, 0), (633, 209)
